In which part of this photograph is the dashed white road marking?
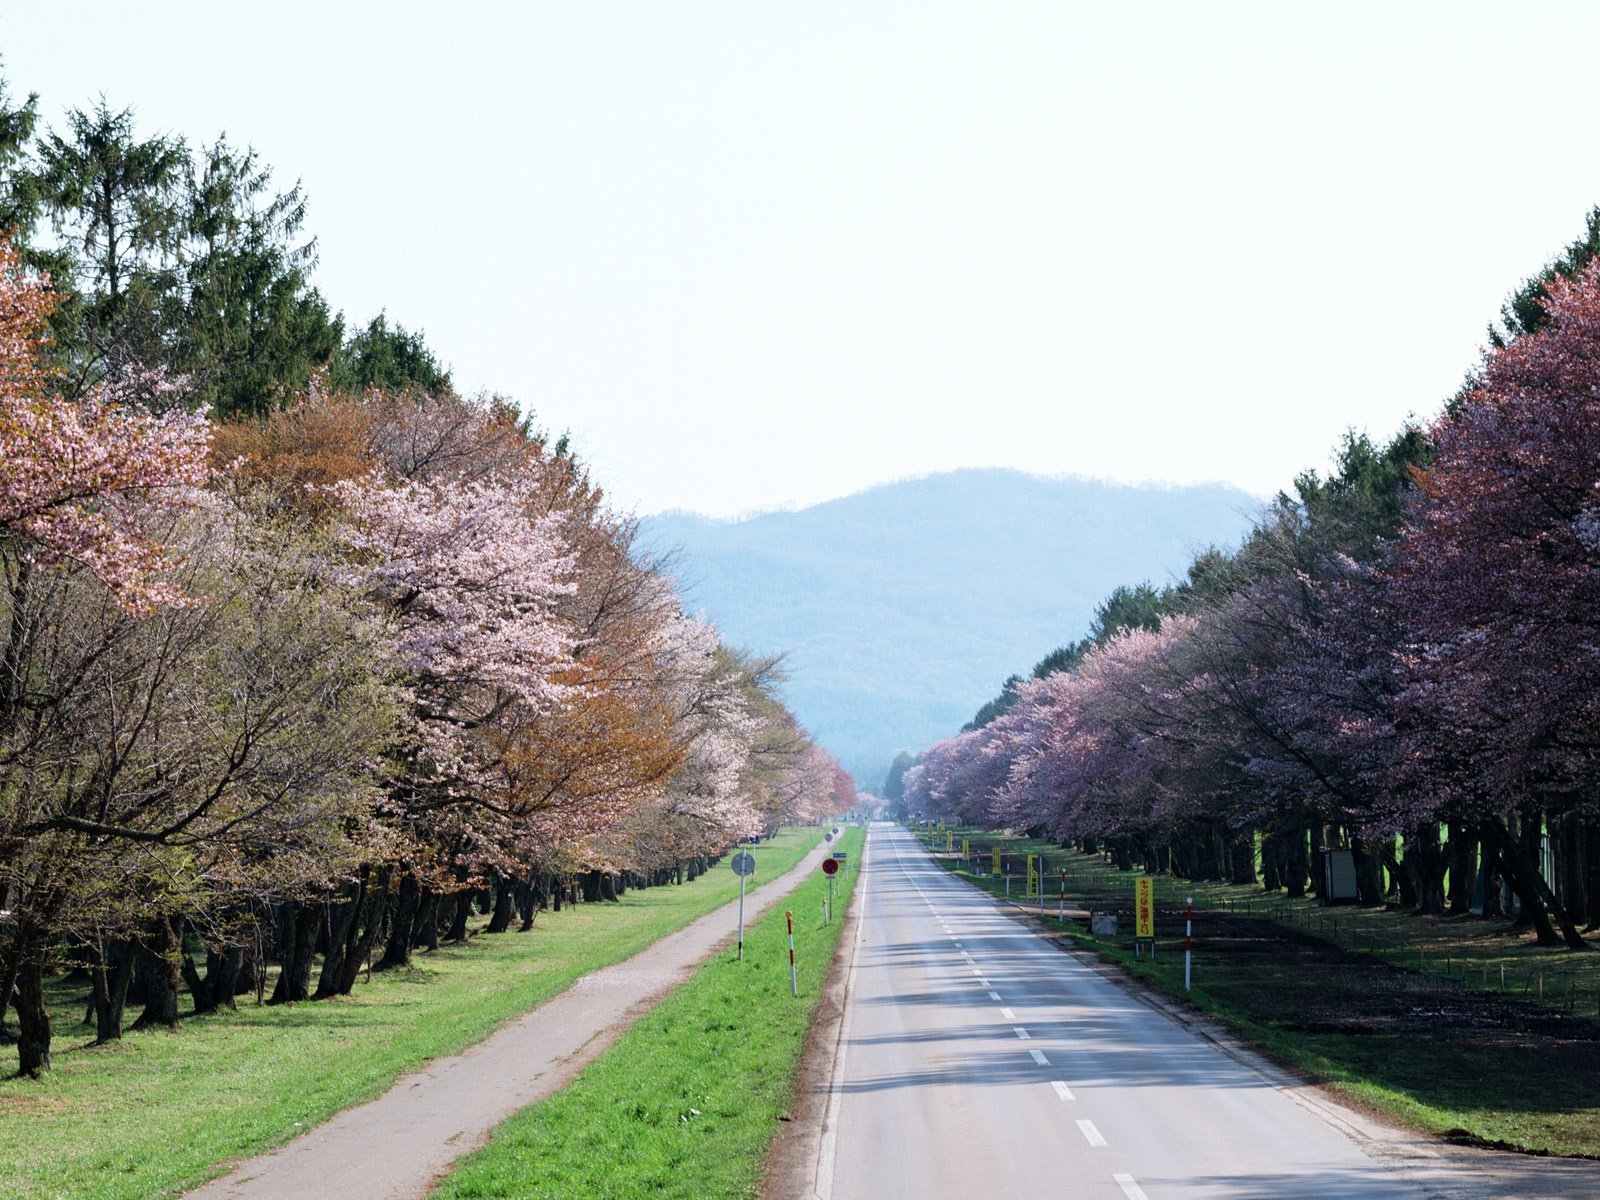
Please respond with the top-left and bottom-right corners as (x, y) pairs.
(1113, 1174), (1149, 1200)
(987, 991), (1002, 1002)
(1000, 1007), (1016, 1019)
(1013, 1028), (1031, 1040)
(1029, 1048), (1049, 1066)
(971, 968), (984, 977)
(961, 953), (975, 964)
(1051, 1080), (1074, 1100)
(1077, 1119), (1107, 1147)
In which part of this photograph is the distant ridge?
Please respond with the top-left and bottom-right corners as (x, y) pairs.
(641, 468), (1258, 786)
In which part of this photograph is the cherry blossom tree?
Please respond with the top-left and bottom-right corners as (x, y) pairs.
(0, 238), (210, 613)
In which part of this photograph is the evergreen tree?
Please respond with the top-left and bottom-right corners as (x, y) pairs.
(329, 313), (451, 394)
(33, 100), (187, 390)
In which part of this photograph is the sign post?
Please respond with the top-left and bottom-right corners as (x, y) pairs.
(730, 850), (756, 960)
(786, 910), (797, 996)
(1059, 870), (1066, 921)
(822, 856), (839, 924)
(1135, 877), (1155, 959)
(1185, 896), (1193, 992)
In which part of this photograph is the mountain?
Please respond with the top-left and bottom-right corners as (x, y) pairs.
(641, 469), (1259, 788)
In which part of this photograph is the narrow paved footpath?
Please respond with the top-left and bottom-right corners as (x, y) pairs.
(813, 824), (1600, 1200)
(188, 835), (838, 1200)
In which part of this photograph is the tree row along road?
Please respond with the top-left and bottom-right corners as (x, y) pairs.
(815, 825), (1600, 1200)
(184, 834), (844, 1200)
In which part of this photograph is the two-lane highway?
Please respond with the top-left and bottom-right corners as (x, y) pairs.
(814, 824), (1597, 1200)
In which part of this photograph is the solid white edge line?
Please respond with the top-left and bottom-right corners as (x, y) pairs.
(1051, 1080), (1074, 1100)
(1113, 1173), (1149, 1200)
(1077, 1119), (1107, 1147)
(813, 825), (872, 1200)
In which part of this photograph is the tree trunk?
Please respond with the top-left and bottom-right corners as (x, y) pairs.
(378, 874), (422, 970)
(317, 867), (390, 998)
(1483, 815), (1587, 949)
(270, 901), (320, 1003)
(131, 918), (181, 1030)
(14, 957), (51, 1078)
(1279, 827), (1309, 899)
(447, 891), (471, 942)
(1446, 825), (1479, 914)
(416, 892), (442, 952)
(487, 872), (515, 934)
(88, 938), (134, 1039)
(1350, 838), (1385, 906)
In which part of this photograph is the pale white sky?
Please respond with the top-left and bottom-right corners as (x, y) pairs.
(5, 2), (1600, 517)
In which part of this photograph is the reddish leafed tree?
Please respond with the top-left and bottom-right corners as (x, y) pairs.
(1378, 262), (1600, 946)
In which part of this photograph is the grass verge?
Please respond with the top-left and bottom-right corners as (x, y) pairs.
(0, 827), (823, 1200)
(923, 824), (1600, 1156)
(429, 826), (864, 1200)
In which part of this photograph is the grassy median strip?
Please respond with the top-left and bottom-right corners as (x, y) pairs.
(0, 828), (822, 1200)
(927, 824), (1600, 1157)
(431, 825), (864, 1200)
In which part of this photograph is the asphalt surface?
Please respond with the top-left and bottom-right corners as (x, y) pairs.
(810, 824), (1600, 1200)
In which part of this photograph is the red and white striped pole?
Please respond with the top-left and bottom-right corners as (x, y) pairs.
(1185, 897), (1193, 992)
(787, 910), (797, 996)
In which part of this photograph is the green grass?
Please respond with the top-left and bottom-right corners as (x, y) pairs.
(924, 823), (1600, 1156)
(0, 828), (823, 1200)
(922, 823), (1600, 1011)
(430, 826), (864, 1200)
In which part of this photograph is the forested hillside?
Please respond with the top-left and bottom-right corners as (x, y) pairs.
(644, 469), (1258, 784)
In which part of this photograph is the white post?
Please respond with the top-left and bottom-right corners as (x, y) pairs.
(1185, 896), (1193, 992)
(787, 910), (797, 996)
(738, 870), (747, 961)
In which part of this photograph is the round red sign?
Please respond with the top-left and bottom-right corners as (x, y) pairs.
(822, 858), (839, 876)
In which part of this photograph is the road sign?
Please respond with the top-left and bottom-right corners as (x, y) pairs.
(1135, 877), (1155, 957)
(822, 857), (839, 876)
(733, 850), (757, 960)
(832, 851), (847, 860)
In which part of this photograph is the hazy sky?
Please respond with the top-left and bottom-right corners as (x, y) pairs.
(6, 2), (1600, 517)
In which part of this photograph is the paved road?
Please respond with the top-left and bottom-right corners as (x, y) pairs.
(813, 824), (1600, 1200)
(188, 833), (840, 1200)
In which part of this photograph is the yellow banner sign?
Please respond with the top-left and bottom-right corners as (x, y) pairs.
(1135, 877), (1154, 939)
(945, 830), (953, 851)
(962, 838), (970, 858)
(1027, 854), (1038, 895)
(991, 847), (1001, 875)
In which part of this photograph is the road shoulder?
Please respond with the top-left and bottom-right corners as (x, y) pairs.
(761, 825), (872, 1200)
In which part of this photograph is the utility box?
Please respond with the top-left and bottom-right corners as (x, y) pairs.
(1319, 848), (1359, 906)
